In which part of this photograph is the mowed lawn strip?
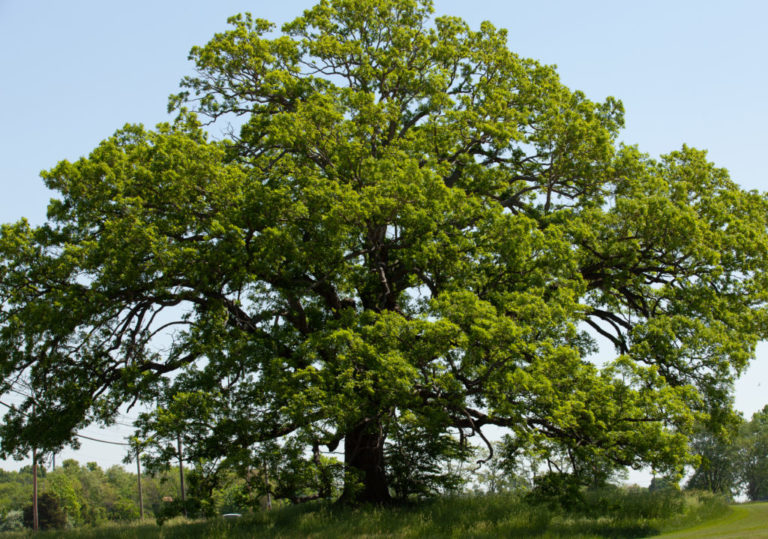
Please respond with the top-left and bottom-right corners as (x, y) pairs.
(658, 502), (768, 539)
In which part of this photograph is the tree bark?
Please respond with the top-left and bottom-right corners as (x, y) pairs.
(342, 420), (391, 504)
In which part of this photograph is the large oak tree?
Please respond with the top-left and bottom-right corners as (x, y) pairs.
(2, 0), (768, 503)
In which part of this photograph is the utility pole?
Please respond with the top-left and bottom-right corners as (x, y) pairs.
(32, 447), (38, 531)
(135, 443), (144, 520)
(264, 460), (272, 510)
(31, 396), (38, 532)
(177, 435), (186, 517)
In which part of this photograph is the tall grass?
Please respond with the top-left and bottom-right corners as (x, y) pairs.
(0, 488), (730, 538)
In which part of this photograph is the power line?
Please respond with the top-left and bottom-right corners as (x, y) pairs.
(0, 400), (131, 447)
(75, 433), (130, 447)
(116, 411), (142, 423)
(8, 387), (30, 400)
(1, 397), (143, 526)
(6, 382), (139, 428)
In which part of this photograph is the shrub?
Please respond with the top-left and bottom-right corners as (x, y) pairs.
(23, 492), (67, 530)
(106, 498), (140, 521)
(580, 484), (685, 520)
(0, 509), (24, 531)
(155, 497), (204, 526)
(524, 472), (584, 510)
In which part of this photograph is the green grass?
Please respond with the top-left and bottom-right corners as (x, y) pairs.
(659, 502), (768, 539)
(0, 491), (733, 538)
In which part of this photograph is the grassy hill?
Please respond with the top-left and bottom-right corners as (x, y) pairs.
(660, 502), (768, 539)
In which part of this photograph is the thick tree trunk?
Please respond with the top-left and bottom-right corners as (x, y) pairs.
(342, 420), (391, 504)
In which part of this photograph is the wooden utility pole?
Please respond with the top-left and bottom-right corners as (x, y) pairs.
(31, 395), (39, 532)
(264, 461), (272, 510)
(32, 447), (38, 531)
(135, 444), (144, 520)
(177, 435), (186, 517)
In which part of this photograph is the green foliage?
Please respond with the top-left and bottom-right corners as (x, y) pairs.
(739, 405), (768, 501)
(212, 473), (251, 515)
(0, 509), (23, 531)
(685, 419), (742, 497)
(155, 498), (205, 526)
(261, 437), (344, 504)
(6, 490), (729, 538)
(23, 491), (67, 530)
(474, 435), (556, 495)
(579, 484), (685, 520)
(684, 406), (768, 501)
(525, 472), (584, 511)
(656, 490), (732, 536)
(0, 460), (208, 531)
(106, 498), (140, 522)
(649, 475), (679, 493)
(0, 489), (737, 538)
(0, 468), (35, 516)
(2, 0), (768, 503)
(385, 411), (473, 499)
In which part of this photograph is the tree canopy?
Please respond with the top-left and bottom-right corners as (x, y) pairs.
(2, 0), (767, 504)
(740, 406), (768, 501)
(685, 405), (768, 501)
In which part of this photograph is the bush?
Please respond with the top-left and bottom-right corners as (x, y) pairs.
(155, 497), (204, 526)
(523, 472), (688, 521)
(580, 484), (685, 520)
(23, 492), (67, 530)
(525, 472), (584, 510)
(0, 509), (24, 531)
(106, 498), (140, 521)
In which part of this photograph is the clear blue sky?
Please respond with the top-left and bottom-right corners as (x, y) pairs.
(1, 0), (767, 474)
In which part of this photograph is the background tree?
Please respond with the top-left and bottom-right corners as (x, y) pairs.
(23, 492), (66, 530)
(385, 411), (474, 499)
(0, 467), (35, 517)
(44, 464), (84, 526)
(104, 465), (141, 519)
(739, 405), (768, 501)
(0, 460), (192, 525)
(474, 436), (537, 494)
(2, 0), (768, 504)
(683, 406), (768, 501)
(685, 419), (743, 498)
